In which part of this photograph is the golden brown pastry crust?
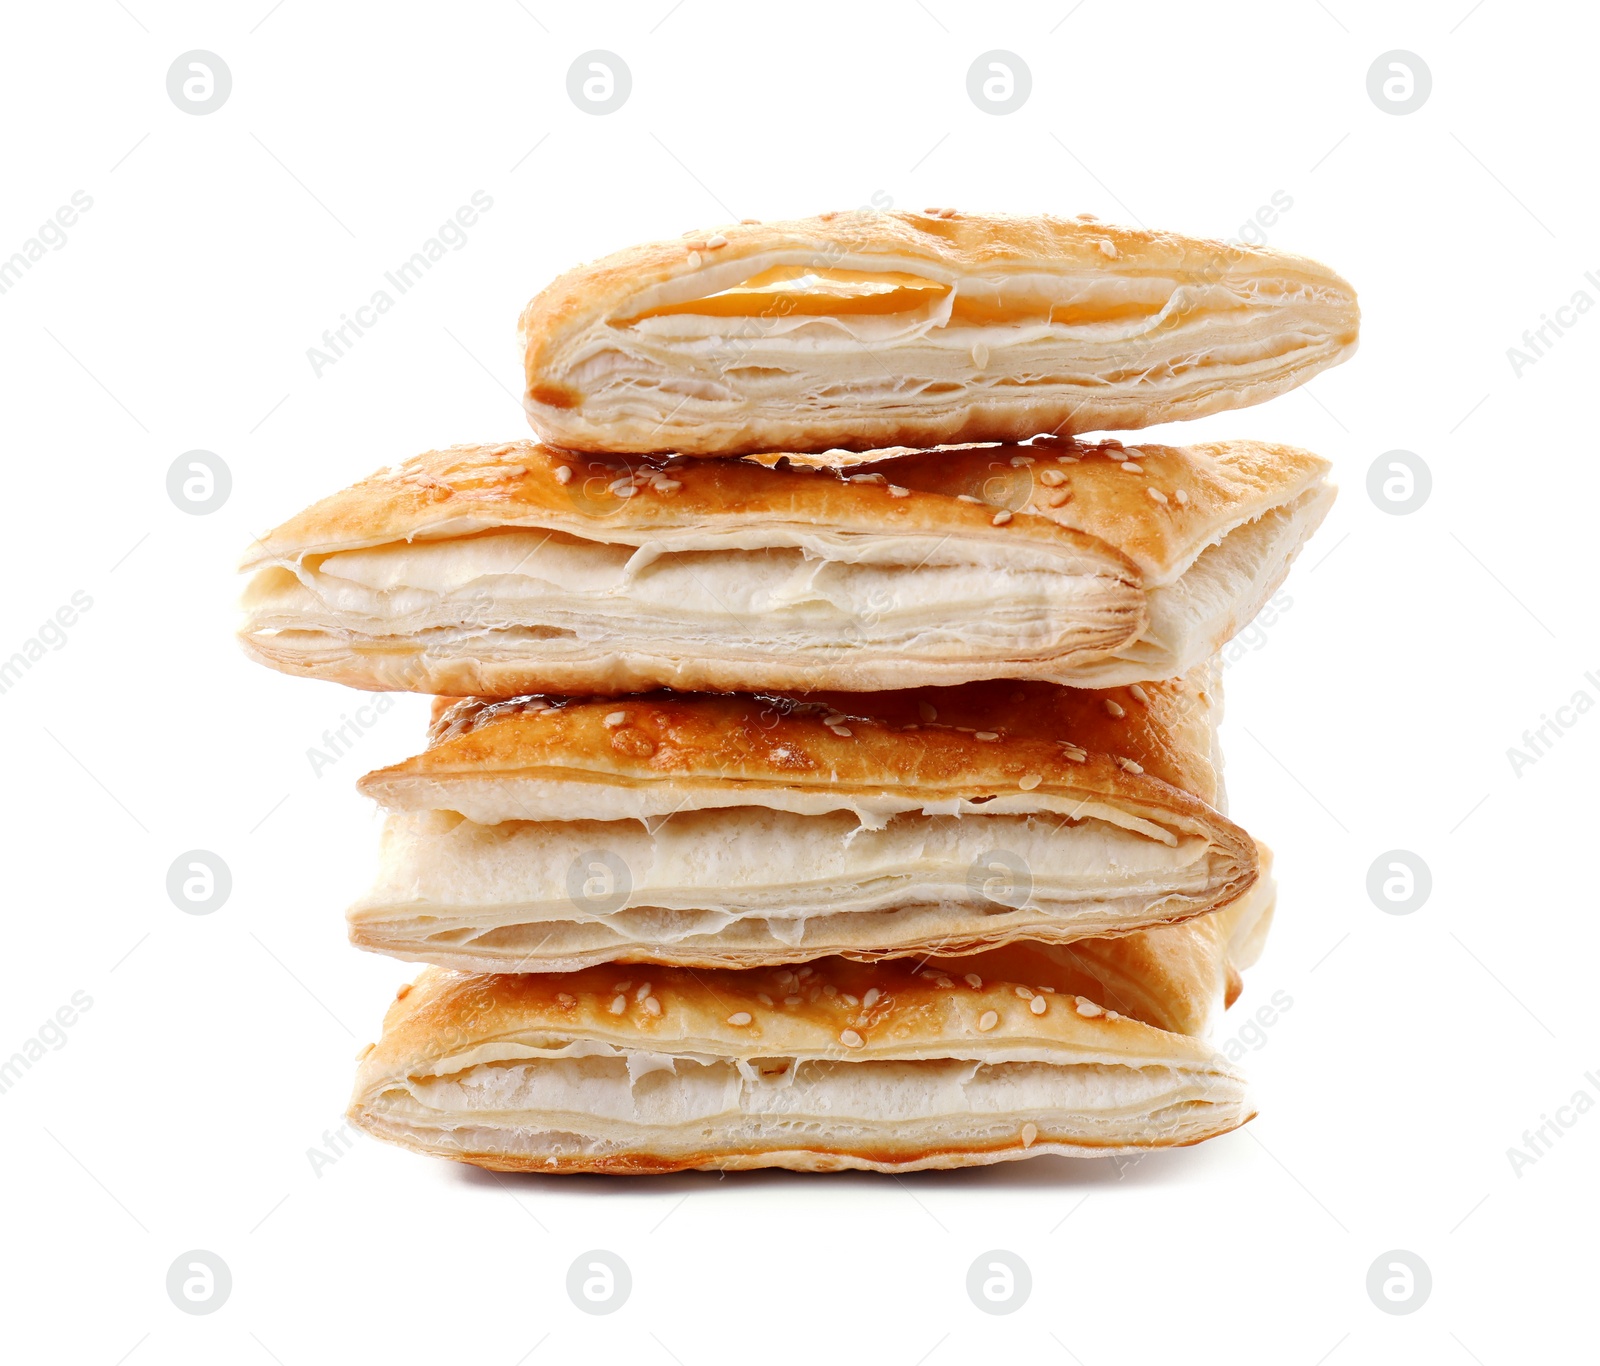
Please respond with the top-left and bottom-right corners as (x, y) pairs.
(517, 209), (1359, 455)
(936, 843), (1276, 1036)
(348, 960), (1252, 1173)
(238, 437), (1330, 697)
(363, 686), (1249, 868)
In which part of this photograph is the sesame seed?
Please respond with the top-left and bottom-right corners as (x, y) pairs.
(978, 1010), (1000, 1032)
(687, 250), (702, 267)
(991, 510), (1013, 526)
(613, 981), (633, 992)
(918, 702), (937, 723)
(705, 233), (728, 248)
(1038, 468), (1067, 486)
(1029, 995), (1048, 1015)
(1021, 1122), (1039, 1147)
(888, 484), (910, 497)
(1104, 699), (1125, 718)
(609, 995), (627, 1014)
(796, 966), (813, 978)
(1097, 239), (1118, 258)
(963, 973), (982, 989)
(784, 995), (802, 1006)
(972, 342), (990, 369)
(757, 993), (773, 1006)
(840, 1029), (865, 1048)
(1076, 999), (1104, 1017)
(395, 983), (412, 999)
(554, 465), (573, 485)
(604, 711), (628, 727)
(1047, 490), (1072, 507)
(828, 724), (853, 737)
(1147, 487), (1168, 504)
(938, 207), (957, 219)
(823, 984), (837, 997)
(1060, 745), (1087, 763)
(957, 493), (983, 504)
(643, 996), (661, 1015)
(1014, 986), (1035, 1000)
(1175, 488), (1189, 505)
(1121, 461), (1143, 473)
(1010, 454), (1035, 467)
(556, 992), (576, 1006)
(974, 731), (1000, 741)
(862, 988), (881, 1008)
(1056, 453), (1081, 464)
(842, 993), (859, 1006)
(741, 218), (760, 225)
(634, 982), (651, 1001)
(819, 210), (838, 220)
(727, 1011), (753, 1026)
(654, 479), (683, 493)
(1019, 774), (1042, 790)
(935, 976), (955, 989)
(1117, 757), (1144, 774)
(1102, 438), (1124, 449)
(1129, 684), (1149, 705)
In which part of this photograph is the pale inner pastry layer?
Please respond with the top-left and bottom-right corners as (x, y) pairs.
(349, 808), (1227, 968)
(242, 526), (1137, 668)
(564, 255), (1353, 424)
(1074, 481), (1334, 685)
(358, 1047), (1244, 1162)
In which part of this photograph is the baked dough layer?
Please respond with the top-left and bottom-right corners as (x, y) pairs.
(238, 437), (1332, 695)
(932, 843), (1276, 1037)
(349, 960), (1251, 1172)
(518, 210), (1359, 455)
(348, 675), (1256, 969)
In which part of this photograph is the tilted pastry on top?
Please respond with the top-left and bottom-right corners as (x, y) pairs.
(237, 437), (1333, 696)
(348, 959), (1252, 1174)
(517, 210), (1359, 455)
(347, 673), (1257, 974)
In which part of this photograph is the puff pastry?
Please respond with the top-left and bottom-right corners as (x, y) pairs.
(238, 437), (1332, 696)
(518, 210), (1359, 455)
(347, 959), (1252, 1173)
(348, 677), (1257, 972)
(933, 843), (1275, 1037)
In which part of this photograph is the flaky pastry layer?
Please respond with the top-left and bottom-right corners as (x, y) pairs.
(518, 209), (1358, 455)
(347, 675), (1255, 970)
(238, 438), (1331, 695)
(349, 961), (1251, 1173)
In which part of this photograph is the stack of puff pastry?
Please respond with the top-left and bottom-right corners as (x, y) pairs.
(241, 210), (1355, 1174)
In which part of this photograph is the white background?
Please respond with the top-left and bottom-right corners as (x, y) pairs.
(1, 1), (1594, 1361)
